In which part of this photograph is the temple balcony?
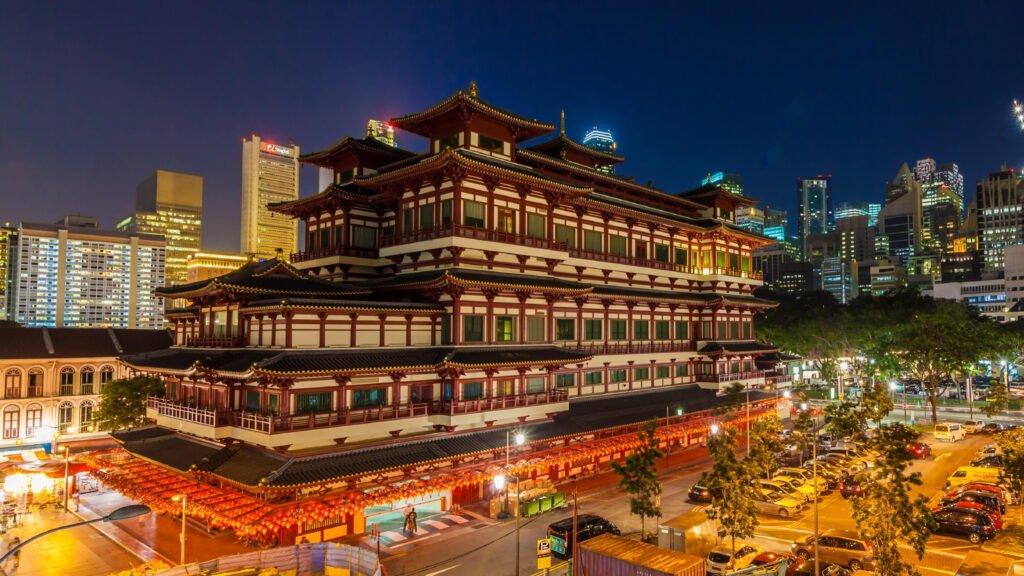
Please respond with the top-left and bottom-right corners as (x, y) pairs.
(380, 224), (568, 252)
(561, 341), (694, 355)
(290, 245), (381, 263)
(185, 336), (243, 348)
(694, 370), (766, 384)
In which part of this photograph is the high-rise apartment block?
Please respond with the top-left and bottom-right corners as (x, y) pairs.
(977, 167), (1024, 272)
(797, 175), (832, 253)
(702, 172), (744, 197)
(5, 216), (165, 328)
(0, 223), (14, 320)
(367, 120), (397, 148)
(734, 205), (764, 234)
(241, 135), (300, 260)
(117, 170), (202, 285)
(582, 128), (617, 174)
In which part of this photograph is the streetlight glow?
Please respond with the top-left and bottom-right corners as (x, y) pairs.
(889, 381), (898, 391)
(514, 433), (525, 446)
(710, 423), (720, 435)
(839, 361), (849, 371)
(493, 474), (506, 490)
(783, 390), (792, 399)
(800, 402), (809, 411)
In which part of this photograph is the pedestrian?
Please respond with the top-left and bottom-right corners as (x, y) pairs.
(299, 536), (309, 544)
(408, 507), (418, 535)
(8, 535), (21, 569)
(402, 510), (411, 534)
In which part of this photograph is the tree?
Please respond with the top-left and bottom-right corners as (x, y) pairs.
(792, 408), (815, 465)
(747, 414), (785, 479)
(713, 382), (746, 416)
(824, 400), (864, 441)
(94, 375), (165, 431)
(850, 423), (935, 576)
(611, 419), (663, 542)
(859, 381), (894, 429)
(983, 376), (1010, 419)
(994, 428), (1024, 521)
(703, 427), (762, 569)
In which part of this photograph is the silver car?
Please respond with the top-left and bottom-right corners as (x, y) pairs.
(791, 529), (876, 571)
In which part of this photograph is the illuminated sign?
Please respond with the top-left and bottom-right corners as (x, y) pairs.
(261, 142), (294, 157)
(702, 172), (725, 186)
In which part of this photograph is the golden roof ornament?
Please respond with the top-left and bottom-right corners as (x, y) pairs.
(560, 109), (566, 135)
(275, 247), (285, 261)
(468, 80), (478, 99)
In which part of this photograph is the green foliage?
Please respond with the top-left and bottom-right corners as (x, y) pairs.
(611, 419), (663, 542)
(713, 382), (746, 416)
(792, 408), (814, 465)
(994, 428), (1024, 521)
(94, 375), (164, 431)
(824, 400), (865, 441)
(747, 414), (785, 480)
(703, 427), (762, 563)
(859, 381), (894, 428)
(851, 423), (935, 576)
(983, 377), (1010, 418)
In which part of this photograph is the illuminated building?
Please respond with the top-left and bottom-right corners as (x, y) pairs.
(869, 261), (905, 296)
(821, 257), (855, 304)
(0, 327), (170, 450)
(879, 163), (922, 264)
(763, 225), (786, 242)
(5, 216), (165, 328)
(240, 135), (300, 260)
(582, 127), (617, 174)
(117, 170), (202, 285)
(834, 201), (869, 220)
(0, 223), (14, 320)
(867, 203), (881, 228)
(366, 119), (397, 147)
(797, 176), (832, 255)
(835, 215), (873, 262)
(185, 251), (251, 283)
(764, 207), (788, 229)
(702, 172), (744, 197)
(977, 167), (1024, 272)
(733, 206), (764, 234)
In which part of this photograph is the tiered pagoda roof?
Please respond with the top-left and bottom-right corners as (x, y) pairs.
(154, 257), (368, 300)
(527, 133), (625, 170)
(299, 135), (416, 169)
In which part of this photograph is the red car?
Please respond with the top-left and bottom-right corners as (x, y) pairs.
(906, 442), (931, 459)
(752, 551), (798, 568)
(934, 501), (1003, 530)
(957, 483), (1009, 508)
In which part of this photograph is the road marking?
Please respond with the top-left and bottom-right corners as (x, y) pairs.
(919, 567), (956, 575)
(934, 453), (950, 461)
(424, 566), (460, 576)
(423, 520), (449, 529)
(442, 514), (469, 524)
(389, 532), (440, 549)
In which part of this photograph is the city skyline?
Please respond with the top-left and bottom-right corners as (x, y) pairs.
(1, 2), (1022, 254)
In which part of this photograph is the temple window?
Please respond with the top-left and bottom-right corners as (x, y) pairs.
(717, 320), (728, 339)
(496, 379), (515, 396)
(633, 320), (649, 340)
(585, 371), (602, 385)
(441, 199), (453, 226)
(526, 316), (546, 342)
(555, 224), (576, 249)
(555, 374), (575, 388)
(319, 227), (330, 249)
(527, 214), (546, 238)
(403, 208), (414, 232)
(495, 316), (515, 342)
(497, 208), (515, 233)
(701, 320), (713, 339)
(675, 321), (689, 340)
(351, 226), (376, 249)
(610, 369), (627, 383)
(464, 201), (485, 227)
(352, 389), (386, 409)
(657, 366), (670, 379)
(675, 247), (688, 267)
(634, 367), (649, 381)
(297, 392), (331, 414)
(419, 204), (434, 231)
(462, 382), (484, 400)
(655, 244), (670, 262)
(609, 235), (627, 256)
(439, 134), (459, 150)
(584, 319), (602, 341)
(729, 252), (740, 270)
(610, 320), (627, 340)
(716, 250), (727, 270)
(555, 319), (575, 340)
(676, 364), (689, 377)
(440, 316), (451, 344)
(655, 320), (670, 340)
(526, 377), (546, 394)
(463, 316), (485, 342)
(583, 230), (602, 253)
(730, 321), (740, 340)
(743, 322), (752, 339)
(334, 168), (354, 183)
(477, 134), (504, 154)
(634, 240), (647, 259)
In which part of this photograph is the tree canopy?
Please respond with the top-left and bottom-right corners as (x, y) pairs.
(94, 375), (164, 431)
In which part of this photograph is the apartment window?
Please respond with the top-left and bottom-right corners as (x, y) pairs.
(80, 367), (95, 395)
(610, 369), (627, 383)
(676, 364), (689, 377)
(555, 319), (575, 340)
(675, 248), (688, 267)
(610, 319), (627, 340)
(676, 321), (689, 340)
(4, 369), (21, 398)
(352, 388), (386, 409)
(585, 371), (603, 385)
(633, 320), (649, 340)
(441, 199), (453, 226)
(403, 208), (414, 232)
(527, 213), (546, 238)
(718, 321), (728, 339)
(296, 392), (331, 414)
(59, 368), (75, 396)
(584, 319), (602, 341)
(25, 405), (42, 438)
(584, 230), (602, 252)
(57, 401), (73, 434)
(634, 367), (650, 381)
(656, 366), (670, 379)
(464, 200), (486, 227)
(655, 320), (670, 340)
(730, 321), (740, 340)
(600, 235), (623, 256)
(527, 316), (546, 342)
(655, 244), (670, 262)
(352, 226), (376, 249)
(497, 208), (515, 233)
(28, 370), (43, 397)
(462, 381), (484, 400)
(555, 224), (576, 249)
(496, 316), (515, 342)
(463, 316), (485, 342)
(419, 204), (435, 230)
(526, 377), (546, 394)
(555, 374), (575, 388)
(702, 321), (712, 339)
(478, 134), (504, 154)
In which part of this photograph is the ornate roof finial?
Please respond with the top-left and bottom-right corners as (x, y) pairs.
(560, 109), (565, 135)
(275, 247), (285, 261)
(468, 80), (478, 99)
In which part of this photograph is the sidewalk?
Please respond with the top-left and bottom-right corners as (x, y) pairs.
(0, 507), (139, 576)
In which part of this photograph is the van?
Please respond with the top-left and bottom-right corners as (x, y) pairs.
(935, 423), (966, 442)
(947, 466), (1002, 489)
(547, 514), (620, 559)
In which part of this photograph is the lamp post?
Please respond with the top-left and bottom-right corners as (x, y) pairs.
(0, 505), (150, 565)
(838, 361), (849, 402)
(745, 383), (751, 454)
(801, 403), (820, 576)
(498, 431), (525, 520)
(494, 473), (521, 576)
(62, 446), (70, 510)
(172, 494), (187, 565)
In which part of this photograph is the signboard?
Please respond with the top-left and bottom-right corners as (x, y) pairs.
(536, 537), (552, 569)
(261, 142), (294, 157)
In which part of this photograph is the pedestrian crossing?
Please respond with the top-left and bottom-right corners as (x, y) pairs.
(376, 512), (472, 546)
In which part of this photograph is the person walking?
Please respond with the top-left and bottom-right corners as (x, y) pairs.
(408, 507), (418, 535)
(8, 535), (22, 569)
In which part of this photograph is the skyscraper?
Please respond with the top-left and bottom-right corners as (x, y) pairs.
(733, 205), (764, 234)
(977, 167), (1024, 272)
(241, 135), (300, 260)
(934, 162), (965, 213)
(117, 170), (202, 285)
(366, 119), (397, 147)
(764, 207), (788, 229)
(701, 172), (744, 196)
(6, 216), (165, 328)
(867, 203), (881, 228)
(582, 127), (616, 174)
(834, 201), (870, 220)
(0, 223), (14, 320)
(797, 175), (832, 254)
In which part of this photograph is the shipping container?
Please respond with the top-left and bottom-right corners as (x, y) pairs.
(576, 533), (706, 576)
(956, 550), (1014, 576)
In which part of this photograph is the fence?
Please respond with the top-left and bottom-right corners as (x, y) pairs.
(148, 543), (382, 576)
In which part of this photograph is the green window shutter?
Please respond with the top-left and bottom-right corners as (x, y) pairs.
(464, 200), (485, 227)
(527, 213), (546, 238)
(634, 320), (649, 340)
(655, 320), (670, 340)
(463, 316), (484, 342)
(584, 230), (603, 252)
(610, 320), (626, 340)
(609, 235), (627, 256)
(556, 319), (575, 340)
(585, 319), (602, 340)
(675, 321), (689, 340)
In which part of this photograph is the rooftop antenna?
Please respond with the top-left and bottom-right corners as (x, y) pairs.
(560, 109), (566, 135)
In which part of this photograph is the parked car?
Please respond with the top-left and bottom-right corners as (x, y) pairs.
(791, 529), (876, 571)
(752, 551), (798, 567)
(981, 423), (1005, 434)
(776, 467), (830, 493)
(906, 442), (931, 459)
(546, 514), (619, 559)
(802, 463), (842, 488)
(773, 475), (818, 499)
(818, 454), (862, 474)
(941, 489), (1006, 514)
(931, 506), (996, 543)
(964, 420), (986, 434)
(934, 501), (1003, 530)
(934, 422), (966, 442)
(959, 481), (1016, 505)
(971, 455), (1004, 469)
(758, 479), (810, 504)
(787, 560), (851, 576)
(840, 476), (868, 498)
(947, 466), (1002, 489)
(753, 488), (803, 518)
(707, 543), (762, 574)
(686, 480), (721, 503)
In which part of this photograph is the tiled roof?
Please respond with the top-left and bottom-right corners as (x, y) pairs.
(454, 149), (591, 191)
(390, 89), (554, 141)
(370, 268), (589, 293)
(299, 136), (416, 167)
(119, 432), (222, 472)
(255, 348), (449, 375)
(590, 285), (715, 304)
(697, 341), (781, 355)
(526, 133), (625, 164)
(0, 327), (172, 360)
(155, 258), (368, 299)
(120, 348), (279, 374)
(242, 298), (445, 314)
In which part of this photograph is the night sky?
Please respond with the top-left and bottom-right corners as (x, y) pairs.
(2, 1), (1022, 252)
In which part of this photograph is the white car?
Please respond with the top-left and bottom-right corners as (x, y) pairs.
(935, 422), (966, 442)
(707, 543), (763, 574)
(772, 476), (817, 500)
(776, 468), (829, 493)
(758, 479), (809, 504)
(964, 420), (985, 434)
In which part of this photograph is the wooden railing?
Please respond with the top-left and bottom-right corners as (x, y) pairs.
(435, 390), (569, 415)
(148, 397), (222, 427)
(695, 370), (766, 383)
(380, 224), (570, 251)
(186, 336), (242, 348)
(290, 245), (379, 263)
(564, 341), (694, 355)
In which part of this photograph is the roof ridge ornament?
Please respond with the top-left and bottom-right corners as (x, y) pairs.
(560, 109), (565, 135)
(468, 80), (478, 99)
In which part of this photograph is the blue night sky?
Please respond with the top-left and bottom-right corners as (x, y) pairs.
(1, 1), (1022, 252)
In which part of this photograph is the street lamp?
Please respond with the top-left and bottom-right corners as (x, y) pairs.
(710, 423), (720, 436)
(800, 402), (820, 576)
(62, 446), (70, 510)
(498, 431), (525, 520)
(0, 505), (149, 565)
(838, 361), (850, 402)
(494, 473), (522, 576)
(172, 494), (187, 565)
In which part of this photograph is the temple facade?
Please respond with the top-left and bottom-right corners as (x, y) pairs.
(125, 84), (781, 451)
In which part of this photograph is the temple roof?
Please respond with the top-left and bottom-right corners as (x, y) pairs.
(590, 285), (778, 308)
(121, 345), (593, 378)
(527, 133), (625, 167)
(370, 268), (590, 294)
(299, 135), (416, 168)
(241, 298), (445, 314)
(677, 182), (759, 206)
(697, 341), (780, 356)
(268, 182), (382, 216)
(0, 327), (172, 360)
(154, 258), (369, 300)
(390, 85), (554, 141)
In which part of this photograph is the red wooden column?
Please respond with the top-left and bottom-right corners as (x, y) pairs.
(349, 313), (358, 347)
(378, 314), (388, 347)
(284, 311), (293, 348)
(341, 206), (351, 254)
(405, 315), (413, 346)
(430, 315), (439, 346)
(545, 295), (557, 343)
(269, 314), (278, 347)
(625, 302), (635, 350)
(648, 303), (657, 346)
(574, 297), (586, 348)
(602, 300), (611, 348)
(334, 375), (350, 420)
(516, 186), (529, 241)
(256, 314), (264, 346)
(318, 313), (327, 348)
(484, 290), (497, 345)
(225, 306), (234, 344)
